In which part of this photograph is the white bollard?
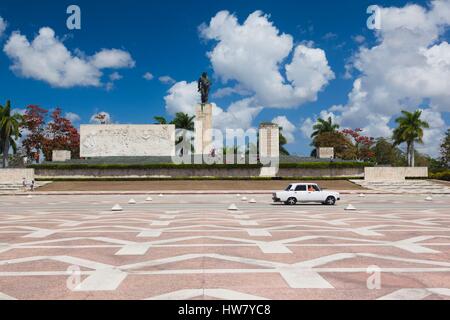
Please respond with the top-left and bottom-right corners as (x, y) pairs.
(112, 204), (123, 212)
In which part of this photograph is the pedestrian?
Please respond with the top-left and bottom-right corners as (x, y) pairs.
(30, 180), (35, 192)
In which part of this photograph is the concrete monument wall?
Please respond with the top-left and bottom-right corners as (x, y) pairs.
(194, 104), (213, 155)
(365, 167), (428, 181)
(52, 150), (71, 162)
(317, 148), (334, 159)
(0, 169), (34, 183)
(80, 125), (176, 157)
(259, 124), (280, 159)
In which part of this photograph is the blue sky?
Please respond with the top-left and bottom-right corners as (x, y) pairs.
(0, 0), (449, 156)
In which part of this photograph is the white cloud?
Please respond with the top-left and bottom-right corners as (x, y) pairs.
(0, 17), (7, 38)
(322, 32), (337, 40)
(90, 112), (111, 124)
(105, 72), (123, 91)
(109, 72), (122, 81)
(12, 108), (26, 115)
(352, 35), (365, 44)
(65, 112), (81, 123)
(310, 0), (450, 157)
(200, 10), (334, 108)
(3, 27), (134, 88)
(212, 85), (251, 99)
(90, 49), (135, 69)
(272, 116), (296, 143)
(299, 110), (337, 139)
(164, 81), (262, 131)
(143, 72), (154, 80)
(417, 108), (446, 156)
(159, 75), (176, 85)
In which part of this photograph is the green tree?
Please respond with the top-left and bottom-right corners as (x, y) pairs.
(373, 138), (406, 166)
(154, 116), (168, 125)
(311, 117), (340, 141)
(154, 113), (195, 131)
(312, 131), (357, 160)
(440, 129), (450, 168)
(171, 113), (195, 131)
(0, 101), (23, 168)
(392, 110), (429, 167)
(279, 132), (290, 156)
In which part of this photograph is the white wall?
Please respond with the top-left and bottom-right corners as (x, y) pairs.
(365, 167), (428, 181)
(0, 169), (34, 184)
(80, 125), (176, 157)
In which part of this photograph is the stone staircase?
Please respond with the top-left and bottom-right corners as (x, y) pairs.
(351, 179), (450, 194)
(0, 182), (50, 193)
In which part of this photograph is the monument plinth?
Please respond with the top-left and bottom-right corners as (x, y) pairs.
(194, 103), (213, 155)
(259, 123), (280, 159)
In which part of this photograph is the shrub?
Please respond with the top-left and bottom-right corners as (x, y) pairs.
(430, 170), (450, 181)
(29, 161), (372, 170)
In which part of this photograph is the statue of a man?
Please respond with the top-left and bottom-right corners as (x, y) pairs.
(198, 72), (211, 105)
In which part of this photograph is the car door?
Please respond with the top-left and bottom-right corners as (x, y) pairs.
(306, 184), (324, 202)
(294, 184), (308, 202)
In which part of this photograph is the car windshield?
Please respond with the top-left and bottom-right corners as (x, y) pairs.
(285, 185), (292, 191)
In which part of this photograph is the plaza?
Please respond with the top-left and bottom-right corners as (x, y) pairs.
(1, 192), (450, 300)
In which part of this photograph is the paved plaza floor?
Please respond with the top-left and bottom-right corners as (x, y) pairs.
(0, 193), (450, 300)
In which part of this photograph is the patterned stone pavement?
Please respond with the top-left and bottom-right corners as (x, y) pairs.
(0, 193), (450, 300)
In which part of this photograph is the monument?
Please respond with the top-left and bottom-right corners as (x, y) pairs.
(52, 150), (71, 162)
(317, 147), (334, 159)
(80, 124), (176, 157)
(259, 123), (280, 160)
(195, 72), (213, 155)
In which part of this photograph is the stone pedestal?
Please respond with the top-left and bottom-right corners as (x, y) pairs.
(317, 147), (334, 159)
(52, 150), (71, 162)
(259, 123), (280, 160)
(194, 104), (213, 155)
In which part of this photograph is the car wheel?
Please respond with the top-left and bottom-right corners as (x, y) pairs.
(285, 197), (297, 206)
(325, 196), (336, 206)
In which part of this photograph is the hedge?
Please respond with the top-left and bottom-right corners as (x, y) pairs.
(35, 176), (364, 182)
(430, 170), (450, 181)
(29, 161), (372, 170)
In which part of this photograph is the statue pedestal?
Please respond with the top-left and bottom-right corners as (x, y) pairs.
(194, 103), (213, 156)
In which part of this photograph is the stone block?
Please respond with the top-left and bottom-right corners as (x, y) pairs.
(80, 125), (176, 157)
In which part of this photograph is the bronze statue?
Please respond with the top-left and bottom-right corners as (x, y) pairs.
(198, 72), (211, 105)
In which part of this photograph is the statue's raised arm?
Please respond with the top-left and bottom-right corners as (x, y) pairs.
(198, 72), (211, 104)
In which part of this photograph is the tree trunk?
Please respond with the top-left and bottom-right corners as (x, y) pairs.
(411, 140), (415, 167)
(2, 139), (9, 168)
(406, 142), (411, 167)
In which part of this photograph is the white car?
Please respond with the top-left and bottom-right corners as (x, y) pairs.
(273, 183), (340, 206)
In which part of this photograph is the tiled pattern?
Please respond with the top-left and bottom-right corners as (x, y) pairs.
(0, 194), (449, 300)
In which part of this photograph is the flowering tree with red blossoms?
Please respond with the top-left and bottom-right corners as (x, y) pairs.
(42, 108), (80, 161)
(341, 128), (375, 161)
(21, 105), (48, 163)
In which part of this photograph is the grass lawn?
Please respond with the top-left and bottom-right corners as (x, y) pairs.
(37, 179), (365, 192)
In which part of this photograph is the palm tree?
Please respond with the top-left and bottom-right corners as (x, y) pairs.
(279, 131), (290, 156)
(154, 113), (195, 131)
(392, 110), (429, 167)
(311, 117), (340, 140)
(154, 116), (168, 125)
(171, 113), (195, 131)
(0, 101), (23, 168)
